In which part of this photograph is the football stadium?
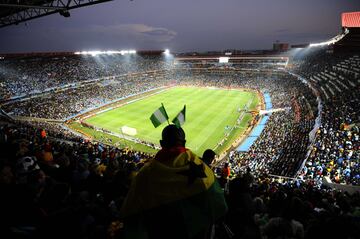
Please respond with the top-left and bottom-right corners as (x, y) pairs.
(0, 1), (360, 239)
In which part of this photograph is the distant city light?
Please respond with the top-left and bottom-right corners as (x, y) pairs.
(74, 50), (137, 56)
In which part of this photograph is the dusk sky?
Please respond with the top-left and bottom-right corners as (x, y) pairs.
(0, 0), (358, 53)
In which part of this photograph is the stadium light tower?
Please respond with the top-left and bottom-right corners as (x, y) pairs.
(74, 50), (137, 56)
(163, 49), (174, 65)
(309, 28), (349, 47)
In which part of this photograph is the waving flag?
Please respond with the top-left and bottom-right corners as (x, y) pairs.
(172, 105), (186, 128)
(150, 104), (169, 128)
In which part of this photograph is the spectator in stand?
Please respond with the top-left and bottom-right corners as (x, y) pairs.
(120, 125), (227, 239)
(201, 149), (216, 167)
(220, 162), (231, 188)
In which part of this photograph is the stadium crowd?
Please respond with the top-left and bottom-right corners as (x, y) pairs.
(0, 55), (171, 99)
(225, 110), (313, 178)
(0, 47), (360, 238)
(2, 74), (169, 119)
(0, 121), (153, 238)
(293, 50), (360, 185)
(208, 73), (317, 178)
(1, 122), (359, 239)
(1, 49), (360, 187)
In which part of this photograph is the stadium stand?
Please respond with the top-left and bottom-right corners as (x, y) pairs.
(0, 55), (171, 99)
(1, 24), (360, 239)
(293, 51), (360, 186)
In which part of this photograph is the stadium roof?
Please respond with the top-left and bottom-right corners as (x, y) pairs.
(0, 0), (113, 28)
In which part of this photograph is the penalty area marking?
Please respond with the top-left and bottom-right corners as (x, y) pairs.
(121, 126), (137, 136)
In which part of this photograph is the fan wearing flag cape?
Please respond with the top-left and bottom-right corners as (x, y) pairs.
(121, 125), (227, 239)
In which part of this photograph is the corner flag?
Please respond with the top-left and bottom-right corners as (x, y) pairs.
(172, 105), (186, 128)
(150, 104), (169, 128)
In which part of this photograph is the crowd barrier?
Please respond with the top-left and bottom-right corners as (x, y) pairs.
(288, 71), (323, 177)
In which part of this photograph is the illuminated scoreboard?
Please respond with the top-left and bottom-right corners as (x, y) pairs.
(342, 12), (360, 28)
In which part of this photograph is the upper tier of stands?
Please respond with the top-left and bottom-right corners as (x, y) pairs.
(335, 28), (360, 52)
(293, 50), (360, 185)
(0, 55), (172, 99)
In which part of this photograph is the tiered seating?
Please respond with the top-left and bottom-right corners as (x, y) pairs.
(295, 51), (360, 186)
(0, 49), (360, 238)
(333, 55), (360, 78)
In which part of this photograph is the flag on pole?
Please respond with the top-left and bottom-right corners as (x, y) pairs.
(150, 104), (169, 128)
(172, 105), (186, 128)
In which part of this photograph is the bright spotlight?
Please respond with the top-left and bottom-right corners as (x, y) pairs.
(164, 49), (170, 55)
(74, 50), (137, 56)
(219, 57), (229, 63)
(90, 51), (101, 56)
(309, 28), (349, 48)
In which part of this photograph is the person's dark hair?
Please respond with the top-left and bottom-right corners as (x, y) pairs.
(202, 149), (216, 166)
(160, 124), (186, 148)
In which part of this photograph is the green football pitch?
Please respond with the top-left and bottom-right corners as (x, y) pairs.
(83, 87), (259, 155)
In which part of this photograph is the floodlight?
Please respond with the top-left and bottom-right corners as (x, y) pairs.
(90, 51), (101, 56)
(164, 49), (170, 55)
(74, 49), (137, 56)
(219, 57), (229, 63)
(309, 28), (349, 48)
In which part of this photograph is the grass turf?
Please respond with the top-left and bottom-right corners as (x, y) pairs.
(69, 121), (158, 154)
(83, 86), (259, 155)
